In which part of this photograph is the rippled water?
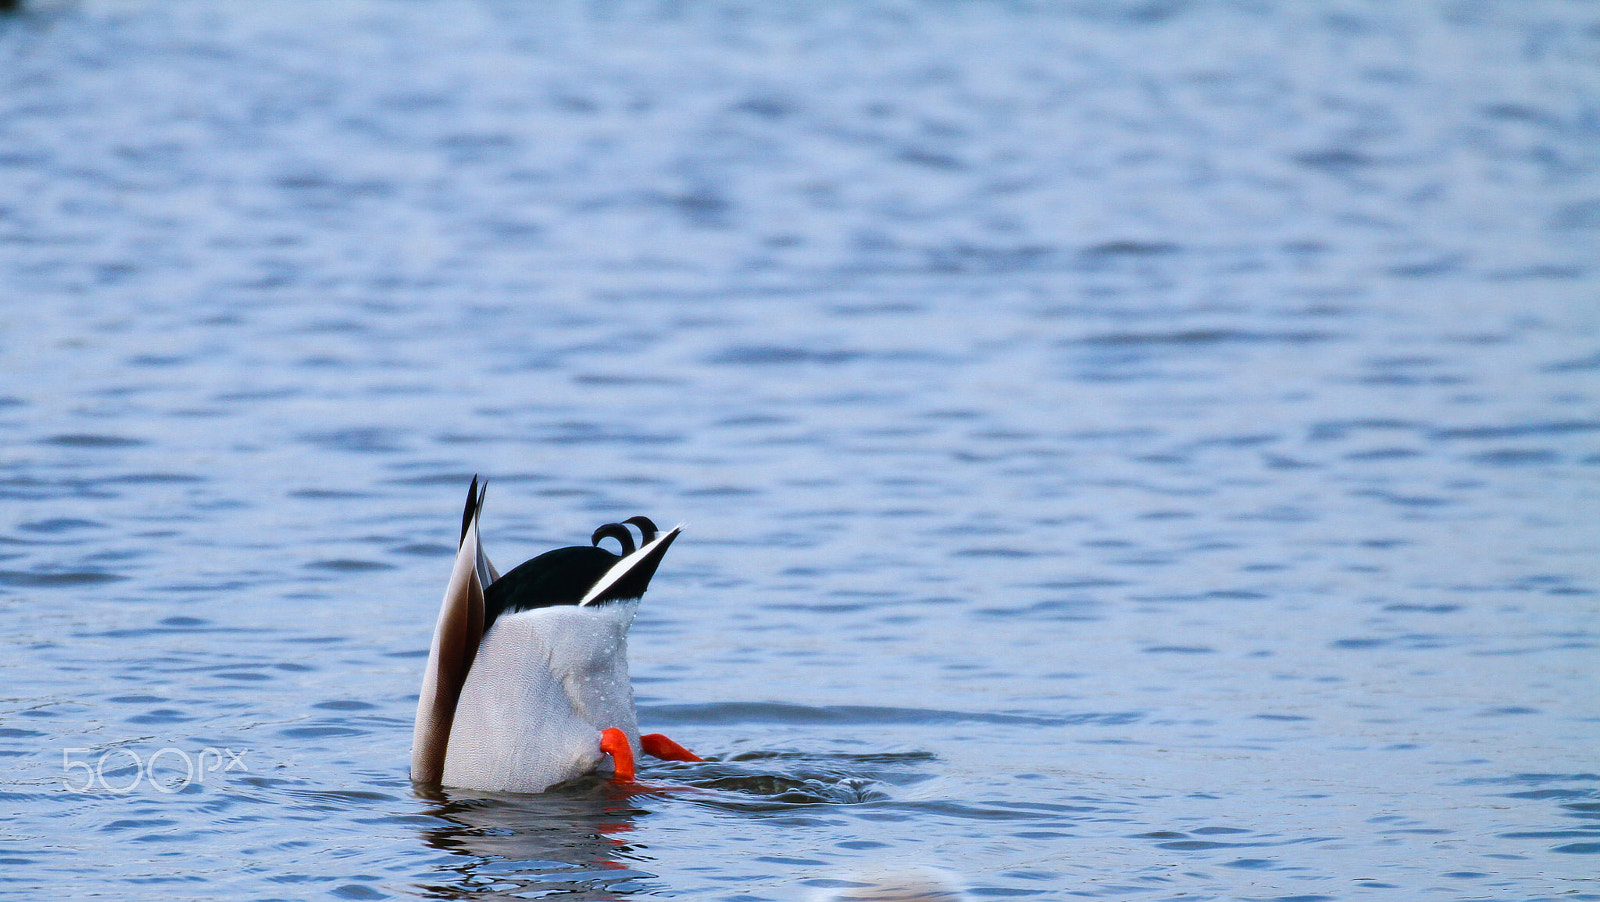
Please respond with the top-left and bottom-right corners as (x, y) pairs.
(2, 1), (1598, 899)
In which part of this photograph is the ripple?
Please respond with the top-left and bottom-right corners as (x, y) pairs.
(306, 559), (396, 572)
(1549, 199), (1600, 231)
(16, 518), (102, 533)
(38, 434), (146, 448)
(279, 725), (367, 739)
(1432, 420), (1600, 441)
(0, 569), (125, 587)
(297, 428), (407, 453)
(1070, 329), (1338, 347)
(639, 702), (1132, 728)
(709, 346), (866, 366)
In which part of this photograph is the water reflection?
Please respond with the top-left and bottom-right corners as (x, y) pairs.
(409, 744), (945, 898)
(415, 780), (655, 900)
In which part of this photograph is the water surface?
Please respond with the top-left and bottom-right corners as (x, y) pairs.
(2, 1), (1598, 899)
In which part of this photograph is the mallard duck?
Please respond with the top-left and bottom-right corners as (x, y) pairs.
(411, 477), (700, 792)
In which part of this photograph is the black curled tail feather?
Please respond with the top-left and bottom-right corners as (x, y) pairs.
(623, 515), (658, 543)
(591, 523), (637, 555)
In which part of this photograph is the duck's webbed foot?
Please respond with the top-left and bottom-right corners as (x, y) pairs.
(600, 727), (636, 781)
(641, 732), (703, 762)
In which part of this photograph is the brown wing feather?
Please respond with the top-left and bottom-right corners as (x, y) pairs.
(412, 483), (487, 784)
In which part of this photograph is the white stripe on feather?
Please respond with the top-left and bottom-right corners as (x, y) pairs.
(578, 524), (684, 606)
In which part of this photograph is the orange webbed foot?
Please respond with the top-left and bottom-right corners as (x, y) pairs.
(600, 727), (636, 781)
(641, 732), (703, 762)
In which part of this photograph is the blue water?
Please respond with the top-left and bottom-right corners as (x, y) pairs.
(2, 1), (1598, 899)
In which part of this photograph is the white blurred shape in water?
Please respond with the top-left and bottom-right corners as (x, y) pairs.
(808, 866), (970, 902)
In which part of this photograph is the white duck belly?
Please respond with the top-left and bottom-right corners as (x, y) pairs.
(442, 603), (640, 793)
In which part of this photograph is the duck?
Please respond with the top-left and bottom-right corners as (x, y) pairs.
(411, 476), (701, 792)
